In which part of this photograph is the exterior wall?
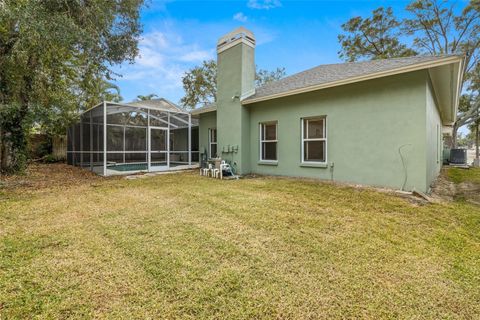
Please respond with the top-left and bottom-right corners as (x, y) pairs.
(216, 42), (254, 174)
(247, 71), (430, 192)
(198, 111), (217, 157)
(425, 78), (443, 190)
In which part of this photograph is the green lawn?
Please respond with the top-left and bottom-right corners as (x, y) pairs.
(1, 165), (480, 319)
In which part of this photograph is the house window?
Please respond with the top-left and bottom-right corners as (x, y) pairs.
(209, 128), (217, 158)
(260, 122), (278, 161)
(302, 117), (326, 163)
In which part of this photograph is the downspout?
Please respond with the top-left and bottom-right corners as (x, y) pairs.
(398, 144), (411, 191)
(475, 120), (479, 167)
(476, 107), (479, 166)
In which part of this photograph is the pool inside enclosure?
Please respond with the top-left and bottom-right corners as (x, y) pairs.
(67, 100), (199, 176)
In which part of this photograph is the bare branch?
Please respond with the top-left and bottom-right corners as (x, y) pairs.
(453, 12), (479, 50)
(432, 1), (451, 53)
(458, 98), (480, 126)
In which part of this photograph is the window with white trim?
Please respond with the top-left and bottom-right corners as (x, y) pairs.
(260, 122), (278, 161)
(302, 117), (326, 163)
(209, 128), (217, 158)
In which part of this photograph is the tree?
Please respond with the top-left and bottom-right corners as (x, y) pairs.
(255, 67), (287, 87)
(180, 60), (217, 108)
(180, 60), (286, 109)
(34, 80), (122, 140)
(96, 80), (123, 103)
(465, 95), (480, 165)
(338, 0), (480, 147)
(338, 7), (417, 61)
(0, 0), (144, 173)
(136, 94), (159, 101)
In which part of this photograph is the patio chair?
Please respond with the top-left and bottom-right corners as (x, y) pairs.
(207, 163), (214, 177)
(212, 161), (220, 179)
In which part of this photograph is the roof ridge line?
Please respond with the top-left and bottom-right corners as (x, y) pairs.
(256, 54), (463, 92)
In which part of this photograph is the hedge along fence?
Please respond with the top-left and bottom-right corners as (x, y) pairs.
(28, 134), (67, 160)
(28, 134), (49, 159)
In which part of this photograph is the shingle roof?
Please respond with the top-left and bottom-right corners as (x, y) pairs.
(127, 98), (186, 113)
(243, 55), (463, 103)
(190, 103), (217, 115)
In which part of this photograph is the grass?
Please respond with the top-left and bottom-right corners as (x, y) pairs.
(447, 166), (480, 184)
(1, 165), (480, 319)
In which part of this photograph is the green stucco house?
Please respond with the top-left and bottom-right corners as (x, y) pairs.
(67, 27), (464, 192)
(192, 27), (464, 193)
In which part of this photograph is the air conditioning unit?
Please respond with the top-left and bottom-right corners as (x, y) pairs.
(449, 148), (467, 165)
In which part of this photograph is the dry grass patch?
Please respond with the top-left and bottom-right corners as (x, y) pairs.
(0, 163), (115, 195)
(1, 165), (480, 319)
(434, 167), (480, 204)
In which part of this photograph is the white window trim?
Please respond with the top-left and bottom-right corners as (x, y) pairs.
(208, 128), (217, 159)
(301, 117), (327, 165)
(259, 121), (278, 163)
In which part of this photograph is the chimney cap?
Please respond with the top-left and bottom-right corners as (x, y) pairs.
(217, 27), (255, 53)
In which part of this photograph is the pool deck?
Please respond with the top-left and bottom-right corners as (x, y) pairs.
(106, 163), (200, 176)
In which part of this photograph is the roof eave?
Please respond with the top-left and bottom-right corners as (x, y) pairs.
(427, 56), (465, 125)
(454, 56), (466, 123)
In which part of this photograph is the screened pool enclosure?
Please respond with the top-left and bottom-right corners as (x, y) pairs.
(67, 100), (199, 176)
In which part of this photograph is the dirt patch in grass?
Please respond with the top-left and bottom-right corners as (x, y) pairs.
(431, 168), (457, 201)
(433, 167), (480, 204)
(454, 181), (480, 205)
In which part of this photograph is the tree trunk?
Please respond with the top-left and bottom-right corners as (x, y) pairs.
(451, 123), (459, 148)
(0, 129), (13, 173)
(0, 104), (30, 173)
(0, 127), (3, 172)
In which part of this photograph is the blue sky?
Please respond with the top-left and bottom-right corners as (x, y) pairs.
(111, 0), (452, 104)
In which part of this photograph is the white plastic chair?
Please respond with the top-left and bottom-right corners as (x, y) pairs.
(201, 164), (211, 177)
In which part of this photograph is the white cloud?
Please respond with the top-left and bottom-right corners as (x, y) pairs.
(247, 0), (281, 10)
(179, 50), (212, 62)
(254, 29), (277, 46)
(114, 28), (214, 102)
(140, 31), (169, 50)
(135, 46), (164, 68)
(112, 19), (277, 102)
(233, 12), (248, 22)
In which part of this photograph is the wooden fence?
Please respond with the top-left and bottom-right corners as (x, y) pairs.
(52, 135), (67, 160)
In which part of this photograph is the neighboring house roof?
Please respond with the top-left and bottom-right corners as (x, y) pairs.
(242, 55), (464, 105)
(190, 103), (217, 116)
(127, 98), (186, 113)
